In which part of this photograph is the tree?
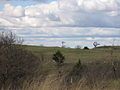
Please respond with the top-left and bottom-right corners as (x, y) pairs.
(0, 32), (42, 89)
(83, 46), (89, 50)
(71, 59), (83, 78)
(65, 59), (84, 84)
(93, 42), (100, 48)
(0, 32), (23, 47)
(52, 50), (65, 66)
(61, 41), (65, 48)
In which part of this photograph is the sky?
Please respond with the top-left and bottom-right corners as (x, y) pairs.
(0, 0), (120, 48)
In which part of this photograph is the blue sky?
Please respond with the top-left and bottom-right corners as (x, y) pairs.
(0, 0), (54, 10)
(0, 0), (120, 48)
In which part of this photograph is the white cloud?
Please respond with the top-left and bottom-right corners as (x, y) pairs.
(13, 6), (25, 17)
(3, 4), (24, 17)
(0, 17), (14, 26)
(0, 0), (120, 47)
(1, 26), (120, 47)
(77, 0), (118, 11)
(0, 0), (120, 27)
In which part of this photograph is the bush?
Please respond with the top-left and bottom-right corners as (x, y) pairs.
(65, 59), (85, 84)
(84, 61), (120, 87)
(0, 32), (42, 89)
(83, 46), (89, 50)
(64, 59), (120, 88)
(52, 50), (65, 66)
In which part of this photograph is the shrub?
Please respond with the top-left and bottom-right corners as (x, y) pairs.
(0, 32), (42, 89)
(52, 50), (65, 66)
(83, 46), (89, 50)
(65, 59), (85, 84)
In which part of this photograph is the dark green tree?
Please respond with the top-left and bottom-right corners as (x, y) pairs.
(83, 46), (89, 50)
(65, 59), (84, 84)
(52, 50), (65, 66)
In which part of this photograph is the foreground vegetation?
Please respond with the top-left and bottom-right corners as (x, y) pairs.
(24, 45), (120, 90)
(0, 32), (120, 90)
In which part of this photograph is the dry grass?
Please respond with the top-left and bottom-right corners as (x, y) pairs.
(1, 44), (120, 90)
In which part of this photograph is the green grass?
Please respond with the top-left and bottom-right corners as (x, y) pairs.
(22, 45), (120, 90)
(25, 45), (120, 63)
(24, 45), (120, 76)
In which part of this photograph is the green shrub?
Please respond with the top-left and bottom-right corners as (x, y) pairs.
(52, 50), (65, 66)
(83, 46), (89, 50)
(65, 59), (85, 84)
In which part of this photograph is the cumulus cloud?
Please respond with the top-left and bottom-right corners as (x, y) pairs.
(0, 1), (61, 27)
(0, 0), (120, 47)
(57, 0), (120, 27)
(0, 0), (120, 27)
(4, 4), (25, 17)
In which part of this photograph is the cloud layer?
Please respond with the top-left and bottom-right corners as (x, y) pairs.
(0, 0), (120, 47)
(0, 0), (120, 27)
(0, 26), (120, 47)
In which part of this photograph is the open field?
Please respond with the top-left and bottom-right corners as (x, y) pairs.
(26, 45), (120, 63)
(22, 45), (120, 90)
(1, 44), (120, 90)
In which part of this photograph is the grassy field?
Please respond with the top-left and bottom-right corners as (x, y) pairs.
(21, 45), (120, 90)
(26, 45), (120, 63)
